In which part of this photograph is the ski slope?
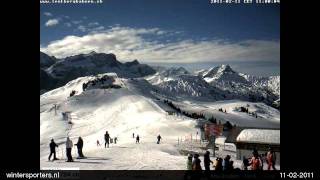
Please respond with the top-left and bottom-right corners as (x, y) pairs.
(40, 73), (280, 170)
(40, 74), (198, 170)
(161, 99), (280, 129)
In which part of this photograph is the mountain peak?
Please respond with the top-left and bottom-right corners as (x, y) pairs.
(218, 64), (234, 73)
(88, 51), (97, 55)
(124, 59), (140, 67)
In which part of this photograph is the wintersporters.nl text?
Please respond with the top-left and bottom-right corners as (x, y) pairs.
(5, 172), (59, 179)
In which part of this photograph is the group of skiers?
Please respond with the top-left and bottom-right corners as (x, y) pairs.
(48, 137), (85, 162)
(103, 131), (118, 148)
(186, 147), (277, 171)
(242, 148), (277, 170)
(132, 133), (162, 144)
(187, 151), (235, 171)
(132, 133), (140, 143)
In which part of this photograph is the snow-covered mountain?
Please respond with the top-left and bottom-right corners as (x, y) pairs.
(40, 72), (279, 169)
(146, 67), (190, 85)
(200, 65), (249, 84)
(40, 51), (156, 92)
(146, 65), (280, 108)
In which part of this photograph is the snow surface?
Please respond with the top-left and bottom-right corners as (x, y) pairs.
(163, 99), (280, 128)
(41, 72), (280, 170)
(41, 74), (199, 170)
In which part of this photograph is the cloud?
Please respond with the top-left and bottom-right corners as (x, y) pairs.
(64, 22), (72, 27)
(44, 12), (52, 16)
(45, 19), (59, 27)
(88, 22), (99, 27)
(77, 25), (87, 32)
(72, 20), (82, 25)
(40, 26), (280, 64)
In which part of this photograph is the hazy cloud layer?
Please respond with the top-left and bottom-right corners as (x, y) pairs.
(40, 26), (280, 63)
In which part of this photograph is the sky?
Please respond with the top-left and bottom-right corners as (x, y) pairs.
(40, 0), (280, 76)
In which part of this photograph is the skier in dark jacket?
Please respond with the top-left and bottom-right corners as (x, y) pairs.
(192, 154), (202, 170)
(242, 156), (249, 170)
(136, 135), (140, 144)
(104, 131), (110, 148)
(203, 151), (213, 171)
(157, 134), (162, 144)
(75, 137), (85, 158)
(223, 155), (231, 171)
(48, 139), (59, 161)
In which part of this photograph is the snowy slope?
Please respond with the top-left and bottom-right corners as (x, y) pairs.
(41, 72), (280, 169)
(40, 73), (198, 170)
(162, 99), (280, 129)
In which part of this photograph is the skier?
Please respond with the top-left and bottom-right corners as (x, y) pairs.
(136, 135), (140, 144)
(229, 161), (234, 171)
(65, 137), (73, 162)
(132, 133), (135, 138)
(249, 150), (262, 170)
(242, 156), (249, 170)
(48, 139), (59, 161)
(104, 131), (110, 148)
(222, 155), (231, 171)
(203, 151), (213, 171)
(214, 157), (223, 171)
(75, 137), (85, 158)
(187, 154), (193, 170)
(267, 147), (277, 170)
(192, 154), (202, 170)
(114, 137), (118, 144)
(157, 134), (162, 144)
(96, 140), (101, 146)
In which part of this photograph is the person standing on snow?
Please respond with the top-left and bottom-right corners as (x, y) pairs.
(267, 147), (277, 170)
(157, 134), (162, 144)
(222, 155), (231, 171)
(249, 150), (262, 170)
(187, 154), (193, 170)
(65, 137), (73, 162)
(114, 137), (118, 144)
(48, 139), (59, 161)
(75, 137), (85, 158)
(104, 131), (110, 148)
(132, 133), (135, 138)
(136, 135), (140, 144)
(242, 156), (249, 170)
(214, 157), (223, 171)
(203, 151), (213, 171)
(192, 154), (202, 170)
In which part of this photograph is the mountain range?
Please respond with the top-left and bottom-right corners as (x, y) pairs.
(40, 51), (156, 93)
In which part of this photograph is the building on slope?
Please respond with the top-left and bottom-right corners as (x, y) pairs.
(225, 127), (280, 165)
